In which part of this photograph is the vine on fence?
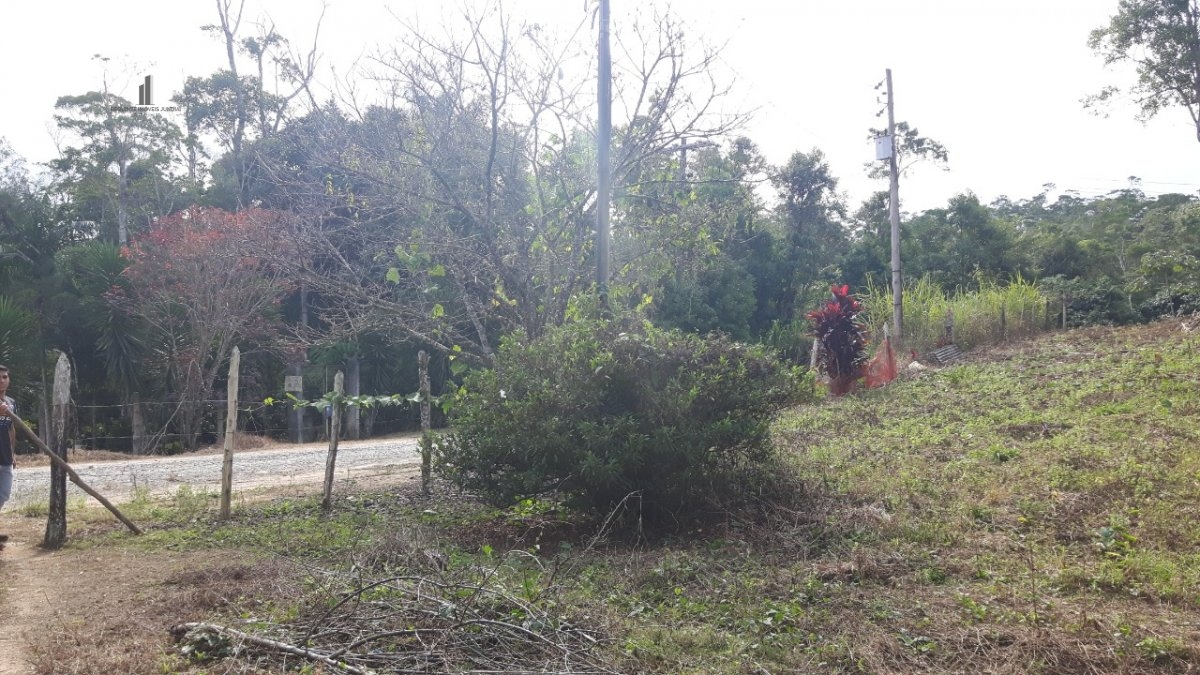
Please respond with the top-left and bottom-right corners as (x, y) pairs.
(264, 390), (446, 412)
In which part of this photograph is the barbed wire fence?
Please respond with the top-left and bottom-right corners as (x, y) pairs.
(25, 396), (427, 457)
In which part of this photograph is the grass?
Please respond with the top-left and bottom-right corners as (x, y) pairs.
(861, 275), (1053, 353)
(21, 319), (1200, 673)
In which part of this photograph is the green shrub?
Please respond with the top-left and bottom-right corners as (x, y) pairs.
(437, 318), (810, 523)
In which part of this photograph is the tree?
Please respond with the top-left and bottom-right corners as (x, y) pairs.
(267, 3), (745, 364)
(1088, 0), (1200, 143)
(116, 206), (294, 449)
(165, 0), (324, 207)
(768, 149), (849, 321)
(50, 89), (185, 245)
(904, 193), (1022, 290)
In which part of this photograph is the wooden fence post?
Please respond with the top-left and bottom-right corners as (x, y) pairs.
(321, 371), (344, 510)
(220, 347), (240, 520)
(999, 304), (1007, 342)
(131, 391), (148, 454)
(43, 353), (71, 549)
(419, 350), (432, 497)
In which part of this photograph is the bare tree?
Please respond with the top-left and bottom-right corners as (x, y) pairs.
(267, 2), (746, 363)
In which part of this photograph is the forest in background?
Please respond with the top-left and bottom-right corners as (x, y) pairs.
(1, 0), (1198, 454)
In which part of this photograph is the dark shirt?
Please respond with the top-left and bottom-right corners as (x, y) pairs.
(0, 395), (14, 466)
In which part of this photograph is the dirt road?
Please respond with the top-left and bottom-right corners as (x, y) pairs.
(5, 436), (423, 508)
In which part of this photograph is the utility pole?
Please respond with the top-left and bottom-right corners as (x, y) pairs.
(885, 68), (903, 342)
(677, 139), (715, 184)
(596, 0), (612, 304)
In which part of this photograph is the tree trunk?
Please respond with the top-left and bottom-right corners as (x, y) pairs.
(44, 353), (71, 549)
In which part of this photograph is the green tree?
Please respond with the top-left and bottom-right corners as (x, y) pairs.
(50, 90), (185, 245)
(1089, 0), (1200, 143)
(904, 193), (1022, 290)
(768, 149), (849, 321)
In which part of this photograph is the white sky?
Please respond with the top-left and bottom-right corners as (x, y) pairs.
(2, 0), (1197, 213)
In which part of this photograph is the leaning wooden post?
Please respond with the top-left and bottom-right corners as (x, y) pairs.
(43, 353), (71, 549)
(321, 371), (344, 510)
(219, 347), (240, 520)
(9, 411), (141, 535)
(418, 350), (432, 497)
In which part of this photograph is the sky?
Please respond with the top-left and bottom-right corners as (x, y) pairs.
(2, 0), (1196, 213)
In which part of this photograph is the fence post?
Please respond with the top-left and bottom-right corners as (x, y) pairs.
(322, 371), (344, 510)
(999, 304), (1007, 342)
(131, 391), (148, 454)
(419, 350), (432, 497)
(219, 347), (240, 520)
(944, 309), (955, 344)
(43, 353), (71, 549)
(345, 356), (361, 440)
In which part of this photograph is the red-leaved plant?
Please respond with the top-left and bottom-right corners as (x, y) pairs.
(806, 285), (869, 384)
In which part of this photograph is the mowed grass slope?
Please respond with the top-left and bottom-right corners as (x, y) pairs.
(765, 319), (1200, 672)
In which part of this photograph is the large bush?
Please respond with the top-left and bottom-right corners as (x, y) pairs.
(438, 319), (809, 522)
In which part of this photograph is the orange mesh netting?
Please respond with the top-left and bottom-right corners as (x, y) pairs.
(864, 336), (897, 389)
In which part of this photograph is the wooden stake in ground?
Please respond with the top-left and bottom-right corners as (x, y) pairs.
(418, 350), (432, 497)
(8, 412), (142, 535)
(219, 346), (240, 520)
(321, 370), (344, 510)
(44, 352), (70, 549)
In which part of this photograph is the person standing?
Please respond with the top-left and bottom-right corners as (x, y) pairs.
(0, 364), (16, 544)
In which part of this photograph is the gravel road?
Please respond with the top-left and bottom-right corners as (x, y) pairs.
(4, 437), (422, 508)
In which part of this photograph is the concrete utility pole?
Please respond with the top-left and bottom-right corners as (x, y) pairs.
(597, 0), (612, 304)
(885, 68), (903, 342)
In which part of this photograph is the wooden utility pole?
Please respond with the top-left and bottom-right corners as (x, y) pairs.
(321, 370), (344, 510)
(596, 0), (612, 303)
(44, 353), (71, 549)
(220, 346), (240, 519)
(886, 68), (903, 342)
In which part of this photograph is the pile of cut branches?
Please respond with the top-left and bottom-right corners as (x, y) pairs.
(173, 552), (616, 674)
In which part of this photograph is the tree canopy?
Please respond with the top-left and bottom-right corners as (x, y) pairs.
(1089, 0), (1200, 142)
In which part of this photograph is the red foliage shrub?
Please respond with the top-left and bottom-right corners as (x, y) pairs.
(806, 284), (869, 381)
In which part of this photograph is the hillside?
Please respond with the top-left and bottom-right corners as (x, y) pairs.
(767, 318), (1200, 672)
(3, 320), (1199, 674)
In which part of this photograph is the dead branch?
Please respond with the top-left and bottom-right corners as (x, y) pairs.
(8, 411), (142, 535)
(174, 555), (618, 674)
(171, 622), (371, 674)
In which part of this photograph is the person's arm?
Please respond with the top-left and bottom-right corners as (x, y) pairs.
(3, 401), (14, 468)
